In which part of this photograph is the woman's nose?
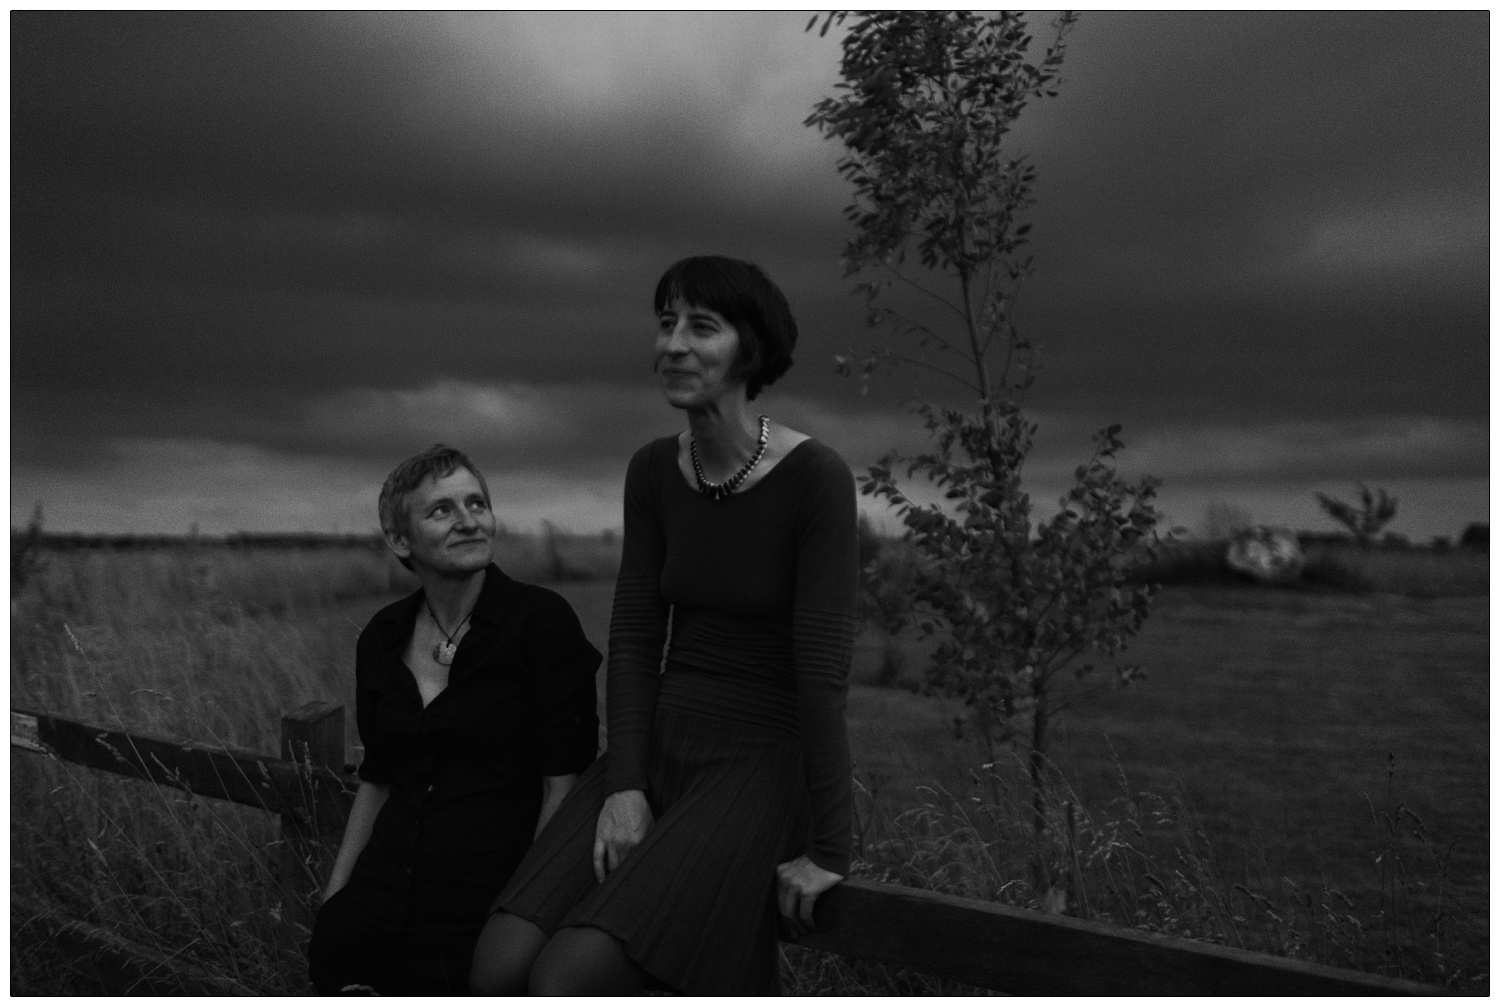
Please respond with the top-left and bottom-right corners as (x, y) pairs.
(661, 319), (690, 354)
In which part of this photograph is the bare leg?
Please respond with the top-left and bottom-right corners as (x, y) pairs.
(529, 925), (656, 996)
(468, 912), (548, 995)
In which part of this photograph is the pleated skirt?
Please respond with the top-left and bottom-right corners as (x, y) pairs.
(494, 706), (809, 995)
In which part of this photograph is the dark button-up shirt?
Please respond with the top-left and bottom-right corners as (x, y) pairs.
(344, 564), (600, 934)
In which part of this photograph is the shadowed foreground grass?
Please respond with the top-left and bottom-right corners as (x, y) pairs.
(10, 548), (1489, 993)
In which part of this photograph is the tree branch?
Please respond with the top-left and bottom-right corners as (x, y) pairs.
(872, 349), (985, 395)
(880, 260), (971, 323)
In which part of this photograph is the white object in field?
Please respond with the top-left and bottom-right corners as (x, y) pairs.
(1225, 526), (1305, 584)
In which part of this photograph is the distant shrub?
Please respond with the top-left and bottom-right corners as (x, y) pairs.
(1459, 523), (1487, 551)
(1315, 484), (1397, 549)
(1300, 547), (1374, 593)
(855, 522), (920, 687)
(1130, 534), (1487, 598)
(1201, 501), (1253, 540)
(1300, 541), (1487, 598)
(1126, 537), (1234, 586)
(11, 502), (47, 593)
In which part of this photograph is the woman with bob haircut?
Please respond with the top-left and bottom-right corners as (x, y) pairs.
(308, 444), (601, 994)
(469, 256), (858, 995)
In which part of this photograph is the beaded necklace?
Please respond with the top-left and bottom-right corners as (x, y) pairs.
(690, 415), (770, 501)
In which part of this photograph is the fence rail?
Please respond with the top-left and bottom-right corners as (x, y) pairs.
(12, 704), (1443, 996)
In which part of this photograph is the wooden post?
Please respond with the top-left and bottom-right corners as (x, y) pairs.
(278, 701), (345, 928)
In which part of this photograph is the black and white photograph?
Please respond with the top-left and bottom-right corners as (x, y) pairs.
(10, 11), (1487, 995)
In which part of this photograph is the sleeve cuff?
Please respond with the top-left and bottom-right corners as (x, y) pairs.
(809, 847), (850, 877)
(357, 759), (392, 785)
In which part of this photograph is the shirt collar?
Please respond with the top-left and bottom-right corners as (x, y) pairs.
(372, 563), (518, 642)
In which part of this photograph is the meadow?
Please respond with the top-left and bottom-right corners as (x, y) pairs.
(9, 535), (1489, 993)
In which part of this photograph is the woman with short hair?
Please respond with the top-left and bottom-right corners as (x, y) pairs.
(470, 256), (858, 995)
(308, 444), (601, 994)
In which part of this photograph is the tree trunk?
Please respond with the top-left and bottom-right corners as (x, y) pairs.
(1028, 697), (1051, 894)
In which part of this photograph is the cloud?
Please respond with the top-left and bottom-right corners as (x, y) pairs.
(303, 379), (670, 467)
(1110, 416), (1488, 484)
(9, 13), (1489, 540)
(1291, 197), (1488, 276)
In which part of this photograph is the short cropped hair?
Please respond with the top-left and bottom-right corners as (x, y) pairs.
(378, 444), (491, 568)
(653, 256), (798, 400)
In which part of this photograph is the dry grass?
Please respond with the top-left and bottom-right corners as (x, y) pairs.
(11, 545), (1488, 994)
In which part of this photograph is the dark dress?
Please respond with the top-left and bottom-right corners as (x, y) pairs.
(496, 437), (858, 995)
(308, 564), (600, 995)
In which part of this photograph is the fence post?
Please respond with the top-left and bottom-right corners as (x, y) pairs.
(279, 701), (345, 928)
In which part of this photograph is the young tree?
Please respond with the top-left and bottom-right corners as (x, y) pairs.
(807, 11), (1161, 852)
(1315, 483), (1397, 549)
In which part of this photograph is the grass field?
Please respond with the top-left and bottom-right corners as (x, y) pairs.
(9, 543), (1490, 993)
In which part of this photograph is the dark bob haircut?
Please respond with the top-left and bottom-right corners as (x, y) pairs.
(653, 256), (798, 400)
(378, 443), (491, 571)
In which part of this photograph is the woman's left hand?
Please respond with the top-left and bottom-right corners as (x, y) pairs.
(775, 855), (844, 940)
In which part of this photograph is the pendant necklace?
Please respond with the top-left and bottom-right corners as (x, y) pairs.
(424, 597), (475, 666)
(691, 415), (770, 501)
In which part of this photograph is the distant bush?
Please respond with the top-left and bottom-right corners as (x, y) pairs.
(1315, 484), (1397, 549)
(1300, 541), (1488, 598)
(855, 519), (920, 687)
(1128, 535), (1487, 598)
(11, 503), (47, 593)
(1126, 537), (1235, 586)
(1459, 523), (1487, 551)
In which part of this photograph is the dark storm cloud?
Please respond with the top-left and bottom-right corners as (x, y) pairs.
(9, 11), (1488, 535)
(11, 11), (853, 435)
(1010, 11), (1488, 424)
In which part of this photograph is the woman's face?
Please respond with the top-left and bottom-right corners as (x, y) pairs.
(655, 297), (744, 410)
(393, 467), (496, 577)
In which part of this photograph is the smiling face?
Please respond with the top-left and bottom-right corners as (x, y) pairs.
(385, 467), (496, 577)
(655, 297), (745, 410)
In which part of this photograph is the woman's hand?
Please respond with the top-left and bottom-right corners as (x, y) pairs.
(593, 789), (653, 883)
(775, 855), (844, 939)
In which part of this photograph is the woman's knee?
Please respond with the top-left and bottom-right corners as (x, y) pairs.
(468, 912), (548, 995)
(529, 926), (649, 996)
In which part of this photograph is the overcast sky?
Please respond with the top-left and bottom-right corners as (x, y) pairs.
(10, 11), (1489, 540)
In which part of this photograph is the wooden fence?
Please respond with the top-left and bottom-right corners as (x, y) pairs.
(11, 704), (1444, 996)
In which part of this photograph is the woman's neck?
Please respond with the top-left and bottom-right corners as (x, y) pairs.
(419, 567), (487, 630)
(686, 397), (761, 479)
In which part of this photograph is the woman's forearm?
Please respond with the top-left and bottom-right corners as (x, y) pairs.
(324, 781), (390, 900)
(535, 773), (577, 838)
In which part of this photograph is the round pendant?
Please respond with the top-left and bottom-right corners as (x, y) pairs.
(433, 641), (457, 666)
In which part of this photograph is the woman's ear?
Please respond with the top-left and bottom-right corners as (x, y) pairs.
(382, 526), (411, 560)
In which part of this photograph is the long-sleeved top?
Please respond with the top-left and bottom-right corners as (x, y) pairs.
(349, 564), (600, 933)
(604, 436), (858, 875)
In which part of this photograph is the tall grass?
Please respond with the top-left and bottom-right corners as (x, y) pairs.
(781, 749), (1478, 992)
(11, 546), (1482, 994)
(10, 540), (619, 995)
